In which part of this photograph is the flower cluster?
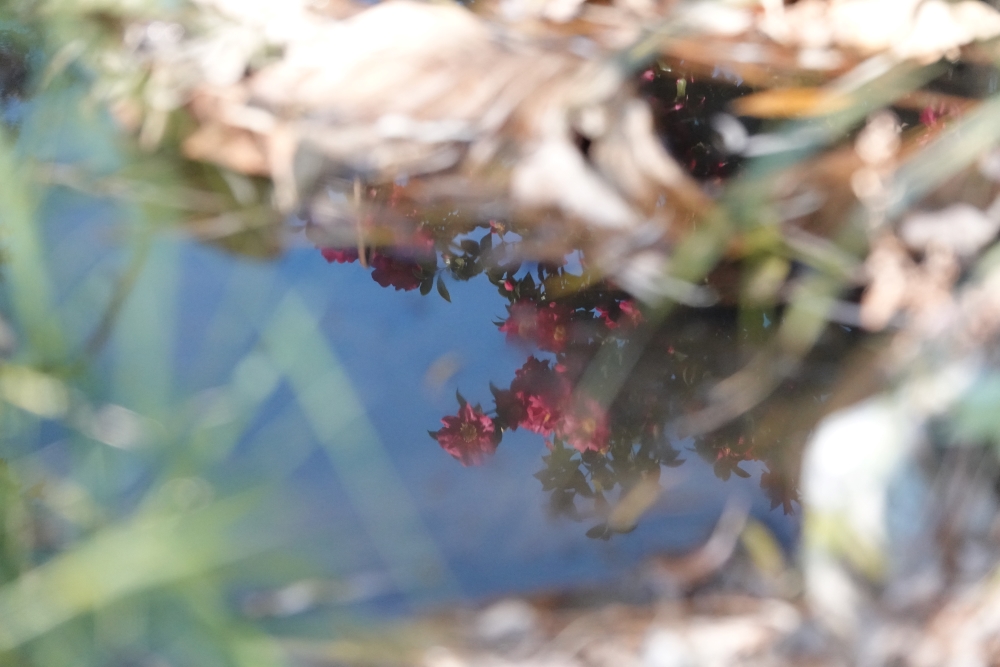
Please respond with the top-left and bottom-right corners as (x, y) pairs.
(370, 254), (423, 291)
(504, 357), (609, 453)
(319, 245), (434, 292)
(431, 356), (610, 466)
(310, 195), (807, 537)
(320, 248), (359, 264)
(498, 301), (575, 352)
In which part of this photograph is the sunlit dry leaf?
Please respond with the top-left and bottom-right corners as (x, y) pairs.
(730, 87), (852, 119)
(182, 122), (269, 176)
(860, 235), (910, 331)
(759, 0), (1000, 64)
(900, 203), (1000, 257)
(133, 0), (710, 242)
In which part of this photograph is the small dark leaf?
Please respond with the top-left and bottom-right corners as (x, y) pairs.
(436, 275), (452, 302)
(456, 390), (467, 408)
(586, 524), (611, 540)
(550, 490), (577, 517)
(419, 276), (434, 295)
(571, 470), (593, 497)
(732, 464), (751, 478)
(480, 233), (493, 253)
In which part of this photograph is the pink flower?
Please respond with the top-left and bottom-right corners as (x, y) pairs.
(506, 357), (572, 435)
(523, 393), (561, 436)
(321, 247), (359, 263)
(499, 301), (574, 352)
(557, 397), (610, 453)
(433, 403), (498, 466)
(370, 253), (422, 291)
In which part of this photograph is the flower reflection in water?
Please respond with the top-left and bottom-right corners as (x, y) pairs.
(370, 253), (425, 291)
(431, 400), (499, 466)
(558, 396), (610, 454)
(321, 247), (359, 264)
(499, 301), (575, 352)
(310, 208), (834, 538)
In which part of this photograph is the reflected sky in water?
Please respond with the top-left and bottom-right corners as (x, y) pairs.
(164, 239), (797, 609)
(17, 82), (803, 617)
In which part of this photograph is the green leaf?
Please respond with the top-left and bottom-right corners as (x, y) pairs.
(436, 275), (451, 302)
(0, 493), (272, 652)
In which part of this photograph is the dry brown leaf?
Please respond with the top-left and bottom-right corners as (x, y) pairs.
(759, 0), (1000, 63)
(860, 235), (911, 331)
(730, 87), (852, 119)
(182, 123), (269, 176)
(176, 0), (707, 237)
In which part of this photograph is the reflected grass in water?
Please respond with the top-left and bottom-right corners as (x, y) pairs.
(0, 82), (455, 667)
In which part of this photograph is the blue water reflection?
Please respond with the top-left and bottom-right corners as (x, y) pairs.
(165, 240), (797, 609)
(34, 170), (797, 615)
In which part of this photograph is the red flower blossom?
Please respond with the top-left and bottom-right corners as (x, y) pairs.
(321, 247), (359, 263)
(433, 403), (498, 466)
(558, 397), (610, 453)
(506, 357), (572, 435)
(499, 301), (574, 352)
(370, 253), (422, 291)
(523, 393), (561, 436)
